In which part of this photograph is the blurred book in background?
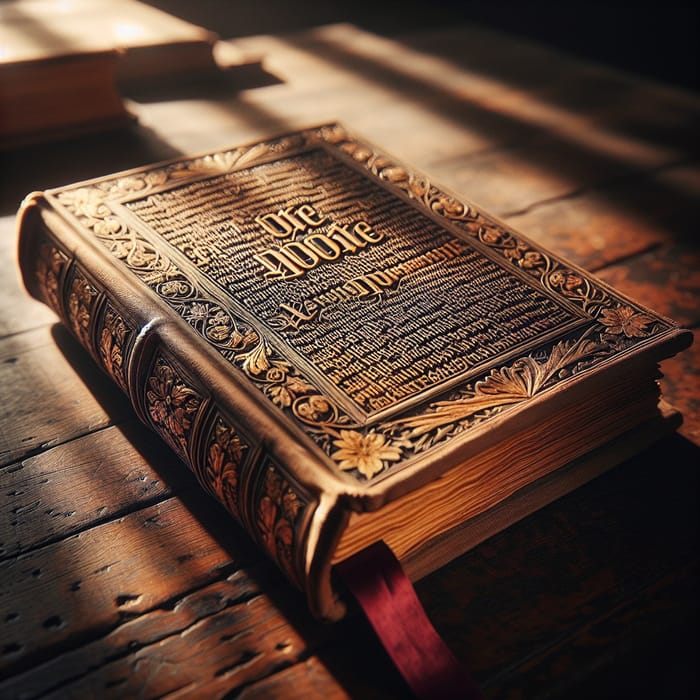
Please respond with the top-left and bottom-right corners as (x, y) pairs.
(0, 0), (219, 147)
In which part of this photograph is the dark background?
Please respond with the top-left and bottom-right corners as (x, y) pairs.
(146, 0), (699, 92)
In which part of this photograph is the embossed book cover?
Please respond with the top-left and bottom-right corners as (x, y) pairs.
(17, 124), (692, 620)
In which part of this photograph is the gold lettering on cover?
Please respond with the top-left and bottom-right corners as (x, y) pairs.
(351, 220), (383, 244)
(255, 203), (327, 239)
(124, 147), (582, 417)
(276, 301), (320, 330)
(304, 233), (342, 260)
(254, 203), (384, 280)
(254, 249), (306, 280)
(270, 239), (470, 329)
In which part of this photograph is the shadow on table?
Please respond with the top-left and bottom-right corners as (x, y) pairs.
(0, 125), (183, 217)
(40, 323), (700, 699)
(122, 61), (282, 103)
(22, 324), (410, 698)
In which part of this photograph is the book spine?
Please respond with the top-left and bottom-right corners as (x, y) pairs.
(16, 195), (343, 610)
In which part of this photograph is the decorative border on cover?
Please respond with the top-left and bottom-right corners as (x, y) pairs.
(50, 124), (673, 482)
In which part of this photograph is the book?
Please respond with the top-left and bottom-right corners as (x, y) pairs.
(0, 48), (131, 148)
(0, 0), (218, 147)
(16, 123), (692, 621)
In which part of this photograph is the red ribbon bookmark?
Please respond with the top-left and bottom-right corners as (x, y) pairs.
(336, 541), (481, 700)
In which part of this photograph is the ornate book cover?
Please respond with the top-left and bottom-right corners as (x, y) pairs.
(16, 124), (692, 619)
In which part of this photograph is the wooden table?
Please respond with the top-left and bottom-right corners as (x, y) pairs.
(1, 20), (698, 699)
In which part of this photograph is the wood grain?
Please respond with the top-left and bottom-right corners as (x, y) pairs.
(505, 162), (699, 271)
(0, 325), (133, 467)
(0, 421), (191, 559)
(0, 495), (242, 676)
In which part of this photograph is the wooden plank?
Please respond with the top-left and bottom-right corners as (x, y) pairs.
(215, 28), (697, 218)
(0, 420), (193, 560)
(506, 163), (700, 271)
(37, 593), (327, 699)
(0, 495), (247, 676)
(404, 25), (609, 91)
(196, 24), (556, 165)
(0, 566), (280, 699)
(428, 131), (684, 218)
(0, 569), (394, 699)
(0, 325), (133, 467)
(406, 26), (700, 155)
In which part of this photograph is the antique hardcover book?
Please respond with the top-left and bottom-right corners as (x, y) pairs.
(16, 124), (692, 620)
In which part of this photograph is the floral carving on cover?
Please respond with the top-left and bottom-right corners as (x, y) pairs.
(202, 415), (249, 522)
(254, 462), (306, 588)
(66, 267), (99, 352)
(145, 355), (204, 460)
(97, 303), (132, 393)
(50, 125), (675, 483)
(35, 241), (68, 316)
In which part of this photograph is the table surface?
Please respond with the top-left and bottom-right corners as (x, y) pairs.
(1, 17), (698, 700)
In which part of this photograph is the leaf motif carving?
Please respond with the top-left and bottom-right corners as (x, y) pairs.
(389, 335), (605, 436)
(236, 339), (271, 376)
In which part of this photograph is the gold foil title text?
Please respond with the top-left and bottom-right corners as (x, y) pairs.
(253, 203), (384, 280)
